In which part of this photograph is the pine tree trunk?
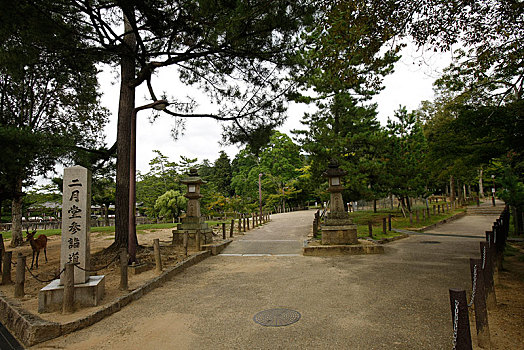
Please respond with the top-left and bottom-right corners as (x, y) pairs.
(479, 168), (484, 198)
(10, 177), (24, 247)
(516, 206), (523, 236)
(450, 175), (455, 202)
(114, 12), (136, 248)
(104, 204), (110, 227)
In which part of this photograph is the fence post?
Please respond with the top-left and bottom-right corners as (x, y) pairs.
(243, 216), (246, 232)
(119, 248), (128, 291)
(247, 216), (250, 230)
(438, 204), (441, 214)
(0, 233), (4, 274)
(183, 232), (189, 256)
(195, 229), (201, 251)
(238, 216), (242, 233)
(222, 223), (226, 239)
(382, 218), (386, 235)
(388, 214), (392, 231)
(368, 222), (373, 238)
(230, 219), (234, 238)
(433, 205), (436, 216)
(153, 238), (162, 274)
(470, 258), (491, 349)
(14, 253), (26, 298)
(480, 241), (496, 309)
(63, 262), (75, 314)
(449, 289), (472, 350)
(2, 251), (12, 285)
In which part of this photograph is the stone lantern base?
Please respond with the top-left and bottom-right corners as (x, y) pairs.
(172, 217), (213, 246)
(321, 212), (357, 245)
(321, 225), (358, 245)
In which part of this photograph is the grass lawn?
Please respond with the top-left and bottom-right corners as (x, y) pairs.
(0, 221), (222, 242)
(314, 202), (473, 240)
(351, 206), (467, 238)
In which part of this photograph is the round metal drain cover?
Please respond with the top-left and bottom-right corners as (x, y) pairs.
(253, 308), (301, 327)
(420, 241), (441, 244)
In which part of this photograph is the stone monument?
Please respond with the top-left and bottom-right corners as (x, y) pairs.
(172, 168), (213, 247)
(38, 166), (105, 313)
(321, 161), (358, 245)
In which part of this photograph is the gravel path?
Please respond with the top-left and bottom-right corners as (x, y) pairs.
(33, 204), (503, 350)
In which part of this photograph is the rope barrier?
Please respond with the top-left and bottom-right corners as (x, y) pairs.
(25, 264), (66, 283)
(73, 253), (119, 272)
(452, 300), (459, 350)
(468, 264), (478, 307)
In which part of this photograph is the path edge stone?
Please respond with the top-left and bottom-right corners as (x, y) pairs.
(0, 250), (212, 347)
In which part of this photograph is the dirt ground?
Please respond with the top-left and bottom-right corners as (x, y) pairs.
(472, 241), (524, 350)
(1, 229), (523, 348)
(0, 227), (204, 324)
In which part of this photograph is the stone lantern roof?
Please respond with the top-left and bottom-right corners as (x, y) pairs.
(181, 168), (207, 185)
(322, 160), (347, 178)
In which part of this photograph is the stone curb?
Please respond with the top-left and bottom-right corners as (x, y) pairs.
(372, 233), (410, 244)
(0, 250), (212, 347)
(407, 211), (467, 232)
(303, 244), (384, 256)
(201, 239), (233, 255)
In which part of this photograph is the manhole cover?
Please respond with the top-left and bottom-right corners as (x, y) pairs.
(253, 308), (301, 327)
(420, 241), (441, 244)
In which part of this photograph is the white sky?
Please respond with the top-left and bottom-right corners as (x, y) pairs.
(96, 44), (452, 175)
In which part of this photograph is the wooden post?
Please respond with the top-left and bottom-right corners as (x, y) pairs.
(368, 222), (373, 238)
(153, 238), (162, 274)
(238, 216), (242, 233)
(382, 218), (386, 234)
(449, 289), (472, 350)
(14, 253), (26, 298)
(470, 258), (491, 349)
(195, 229), (201, 251)
(230, 219), (234, 238)
(183, 232), (189, 256)
(388, 214), (392, 231)
(119, 248), (128, 291)
(2, 251), (12, 285)
(427, 207), (431, 218)
(480, 241), (497, 309)
(222, 223), (226, 239)
(0, 233), (4, 274)
(433, 205), (436, 215)
(243, 216), (246, 232)
(247, 216), (250, 230)
(63, 262), (75, 314)
(438, 205), (441, 214)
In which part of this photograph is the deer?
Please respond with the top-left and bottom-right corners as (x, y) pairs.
(26, 228), (48, 269)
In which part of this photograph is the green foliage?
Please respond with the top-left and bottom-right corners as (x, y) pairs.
(136, 152), (185, 217)
(293, 1), (403, 100)
(212, 151), (233, 196)
(0, 0), (108, 202)
(154, 190), (187, 220)
(385, 107), (429, 203)
(294, 93), (387, 202)
(231, 131), (304, 211)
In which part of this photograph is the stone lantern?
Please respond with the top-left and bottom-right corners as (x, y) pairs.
(182, 168), (205, 217)
(321, 161), (357, 245)
(172, 168), (213, 247)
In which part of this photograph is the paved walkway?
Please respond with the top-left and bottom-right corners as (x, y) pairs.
(33, 203), (504, 350)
